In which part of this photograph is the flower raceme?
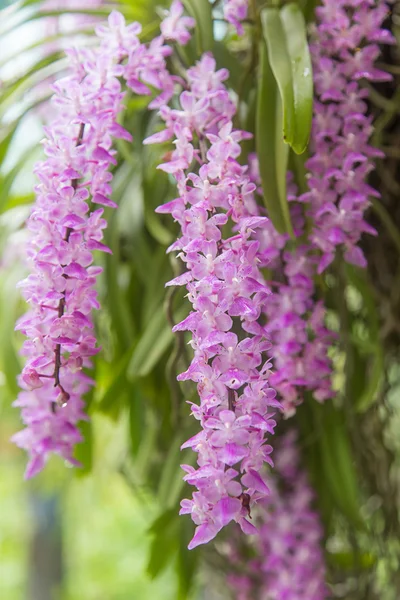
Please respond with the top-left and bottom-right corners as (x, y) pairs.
(227, 431), (327, 600)
(147, 54), (280, 549)
(248, 162), (334, 416)
(13, 10), (181, 478)
(304, 0), (394, 273)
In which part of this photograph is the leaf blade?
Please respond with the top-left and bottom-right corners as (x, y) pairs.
(256, 39), (293, 236)
(261, 8), (295, 146)
(280, 3), (313, 154)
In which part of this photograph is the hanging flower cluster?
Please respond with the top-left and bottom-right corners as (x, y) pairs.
(13, 10), (177, 478)
(148, 53), (279, 549)
(227, 431), (327, 600)
(303, 0), (394, 273)
(244, 0), (393, 414)
(248, 163), (334, 416)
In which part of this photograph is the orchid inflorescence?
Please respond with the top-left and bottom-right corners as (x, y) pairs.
(13, 0), (392, 583)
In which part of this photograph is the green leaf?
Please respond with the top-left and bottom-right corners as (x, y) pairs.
(316, 403), (364, 529)
(0, 273), (22, 396)
(0, 145), (38, 208)
(157, 435), (185, 508)
(280, 3), (313, 154)
(103, 214), (135, 354)
(261, 6), (312, 155)
(344, 265), (384, 412)
(74, 420), (93, 476)
(127, 305), (175, 379)
(129, 386), (146, 456)
(148, 508), (178, 534)
(182, 0), (213, 55)
(0, 193), (35, 213)
(300, 0), (319, 23)
(256, 39), (293, 236)
(328, 551), (375, 570)
(147, 509), (179, 579)
(213, 41), (242, 92)
(356, 351), (384, 413)
(97, 348), (134, 416)
(0, 123), (18, 165)
(261, 8), (294, 146)
(176, 517), (200, 600)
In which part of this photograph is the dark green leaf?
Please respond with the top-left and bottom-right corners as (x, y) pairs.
(176, 517), (200, 599)
(147, 509), (179, 579)
(328, 551), (375, 570)
(74, 420), (93, 476)
(97, 348), (134, 416)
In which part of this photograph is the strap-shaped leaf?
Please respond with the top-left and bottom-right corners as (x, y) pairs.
(261, 5), (313, 155)
(182, 0), (213, 55)
(280, 3), (313, 154)
(344, 265), (384, 413)
(261, 8), (294, 144)
(256, 39), (293, 236)
(317, 403), (364, 529)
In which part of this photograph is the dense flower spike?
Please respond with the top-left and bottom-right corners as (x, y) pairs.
(227, 431), (328, 600)
(13, 11), (175, 478)
(248, 160), (334, 416)
(303, 0), (394, 273)
(148, 53), (279, 549)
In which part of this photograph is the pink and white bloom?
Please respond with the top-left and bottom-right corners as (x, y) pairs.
(227, 431), (328, 600)
(160, 0), (195, 45)
(13, 11), (175, 478)
(148, 53), (279, 548)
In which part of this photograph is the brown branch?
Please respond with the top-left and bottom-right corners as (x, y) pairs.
(52, 122), (85, 411)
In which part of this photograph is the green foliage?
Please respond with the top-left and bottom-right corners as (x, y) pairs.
(280, 3), (313, 154)
(261, 5), (313, 155)
(256, 37), (292, 236)
(182, 0), (213, 55)
(256, 2), (312, 236)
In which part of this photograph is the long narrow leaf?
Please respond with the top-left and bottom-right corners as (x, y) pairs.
(182, 0), (213, 55)
(261, 8), (294, 146)
(256, 39), (293, 236)
(280, 3), (313, 154)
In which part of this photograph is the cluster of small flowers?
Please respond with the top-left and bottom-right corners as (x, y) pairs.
(223, 0), (249, 35)
(304, 0), (394, 273)
(248, 160), (334, 416)
(245, 0), (394, 412)
(227, 431), (327, 600)
(149, 53), (280, 549)
(13, 10), (180, 478)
